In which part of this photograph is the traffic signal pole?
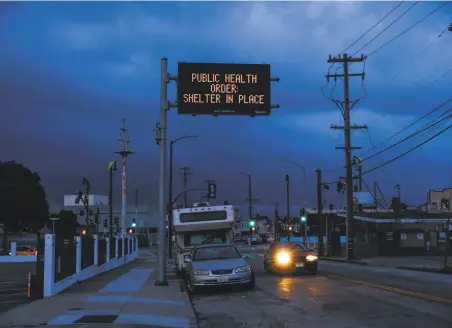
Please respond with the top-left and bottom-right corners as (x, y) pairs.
(316, 169), (324, 256)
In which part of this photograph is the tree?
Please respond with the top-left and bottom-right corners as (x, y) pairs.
(46, 210), (79, 237)
(390, 197), (407, 214)
(0, 161), (49, 252)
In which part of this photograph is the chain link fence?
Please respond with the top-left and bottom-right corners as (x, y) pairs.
(54, 237), (77, 283)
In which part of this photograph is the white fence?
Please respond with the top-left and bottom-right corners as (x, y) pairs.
(0, 242), (36, 262)
(43, 234), (138, 297)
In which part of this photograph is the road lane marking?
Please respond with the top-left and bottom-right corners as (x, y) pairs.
(329, 274), (452, 304)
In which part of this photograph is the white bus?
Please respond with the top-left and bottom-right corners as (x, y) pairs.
(173, 202), (238, 274)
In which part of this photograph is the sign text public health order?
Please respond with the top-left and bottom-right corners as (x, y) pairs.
(177, 63), (271, 115)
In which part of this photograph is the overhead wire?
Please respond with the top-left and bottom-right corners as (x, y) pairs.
(430, 67), (452, 85)
(363, 107), (452, 161)
(386, 24), (451, 86)
(351, 1), (419, 57)
(366, 1), (449, 58)
(340, 1), (405, 54)
(362, 122), (452, 176)
(359, 98), (452, 157)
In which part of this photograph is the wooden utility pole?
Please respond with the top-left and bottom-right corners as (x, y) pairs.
(179, 167), (192, 207)
(327, 54), (367, 259)
(316, 169), (324, 256)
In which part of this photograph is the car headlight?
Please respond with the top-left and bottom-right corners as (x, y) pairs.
(235, 266), (251, 273)
(306, 255), (318, 261)
(193, 269), (210, 275)
(276, 251), (291, 265)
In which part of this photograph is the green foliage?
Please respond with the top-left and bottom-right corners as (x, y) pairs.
(46, 210), (79, 237)
(0, 161), (49, 252)
(0, 161), (49, 232)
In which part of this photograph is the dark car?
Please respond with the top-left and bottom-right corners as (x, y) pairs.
(263, 241), (318, 275)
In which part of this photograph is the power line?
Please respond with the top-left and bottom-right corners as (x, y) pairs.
(386, 23), (451, 86)
(362, 122), (452, 176)
(341, 1), (405, 54)
(431, 67), (452, 85)
(360, 98), (452, 157)
(367, 1), (449, 58)
(352, 2), (419, 57)
(363, 107), (452, 161)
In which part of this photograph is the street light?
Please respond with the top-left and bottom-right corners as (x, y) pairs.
(168, 135), (198, 259)
(281, 159), (307, 242)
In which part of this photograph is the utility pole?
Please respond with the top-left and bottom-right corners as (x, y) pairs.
(445, 218), (450, 269)
(135, 189), (138, 223)
(285, 174), (290, 217)
(395, 184), (401, 200)
(316, 169), (324, 256)
(179, 167), (192, 207)
(328, 53), (367, 259)
(115, 119), (133, 237)
(107, 161), (117, 235)
(239, 173), (258, 221)
(373, 181), (378, 209)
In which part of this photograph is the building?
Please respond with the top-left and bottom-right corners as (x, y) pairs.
(427, 188), (452, 213)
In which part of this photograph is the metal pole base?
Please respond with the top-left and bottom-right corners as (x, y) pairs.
(154, 280), (169, 286)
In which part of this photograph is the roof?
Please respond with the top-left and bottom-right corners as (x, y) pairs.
(193, 243), (234, 249)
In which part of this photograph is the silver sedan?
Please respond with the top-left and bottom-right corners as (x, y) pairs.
(184, 243), (255, 293)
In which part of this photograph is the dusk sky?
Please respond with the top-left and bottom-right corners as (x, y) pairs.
(2, 1), (452, 217)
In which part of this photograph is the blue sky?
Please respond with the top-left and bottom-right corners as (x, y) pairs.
(1, 1), (452, 216)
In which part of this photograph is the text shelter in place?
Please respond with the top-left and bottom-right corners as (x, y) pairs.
(177, 62), (271, 116)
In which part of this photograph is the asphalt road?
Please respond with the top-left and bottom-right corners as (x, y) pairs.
(0, 263), (35, 313)
(191, 246), (452, 328)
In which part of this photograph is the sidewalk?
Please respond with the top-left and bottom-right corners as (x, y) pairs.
(320, 256), (446, 269)
(0, 249), (197, 328)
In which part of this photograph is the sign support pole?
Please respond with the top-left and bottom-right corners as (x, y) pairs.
(156, 57), (169, 286)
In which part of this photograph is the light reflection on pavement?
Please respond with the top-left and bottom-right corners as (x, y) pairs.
(191, 255), (452, 328)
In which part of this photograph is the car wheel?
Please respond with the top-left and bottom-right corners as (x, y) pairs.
(187, 279), (197, 294)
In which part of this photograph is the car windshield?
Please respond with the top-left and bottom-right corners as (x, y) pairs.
(192, 246), (241, 261)
(272, 242), (307, 251)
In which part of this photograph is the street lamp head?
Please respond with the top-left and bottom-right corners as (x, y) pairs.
(172, 135), (199, 144)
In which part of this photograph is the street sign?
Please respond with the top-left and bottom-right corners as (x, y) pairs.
(50, 217), (60, 221)
(177, 62), (271, 116)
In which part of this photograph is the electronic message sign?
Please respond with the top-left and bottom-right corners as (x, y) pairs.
(177, 63), (271, 116)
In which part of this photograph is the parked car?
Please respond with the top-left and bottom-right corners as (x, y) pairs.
(184, 243), (255, 293)
(9, 246), (37, 256)
(263, 241), (318, 275)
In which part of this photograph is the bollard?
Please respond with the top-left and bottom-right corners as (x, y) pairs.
(27, 272), (31, 298)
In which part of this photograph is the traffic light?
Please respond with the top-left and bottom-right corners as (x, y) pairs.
(114, 217), (119, 226)
(288, 226), (293, 231)
(94, 213), (99, 225)
(300, 209), (306, 222)
(89, 219), (94, 225)
(75, 190), (83, 204)
(82, 229), (86, 235)
(207, 182), (216, 199)
(103, 219), (107, 228)
(128, 228), (135, 234)
(250, 226), (256, 233)
(84, 194), (89, 204)
(132, 218), (136, 228)
(249, 220), (256, 227)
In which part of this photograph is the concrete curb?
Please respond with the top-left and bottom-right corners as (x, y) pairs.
(179, 276), (199, 328)
(319, 257), (368, 265)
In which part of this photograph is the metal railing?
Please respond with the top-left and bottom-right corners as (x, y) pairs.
(54, 237), (77, 283)
(81, 236), (94, 270)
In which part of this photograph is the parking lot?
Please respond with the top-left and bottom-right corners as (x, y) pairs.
(0, 262), (35, 313)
